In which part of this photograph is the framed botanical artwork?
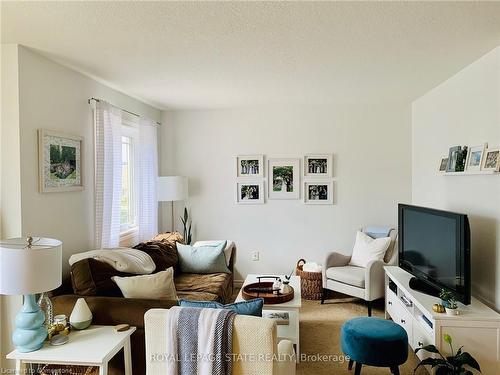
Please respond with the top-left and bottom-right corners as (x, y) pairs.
(38, 129), (84, 193)
(438, 156), (449, 173)
(304, 181), (333, 205)
(236, 155), (264, 178)
(236, 181), (264, 204)
(482, 147), (500, 172)
(268, 158), (300, 199)
(304, 154), (333, 178)
(465, 144), (487, 172)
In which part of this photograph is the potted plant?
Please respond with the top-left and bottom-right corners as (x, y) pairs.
(414, 334), (481, 374)
(445, 298), (459, 316)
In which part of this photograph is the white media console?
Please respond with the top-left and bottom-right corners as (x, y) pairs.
(384, 266), (500, 374)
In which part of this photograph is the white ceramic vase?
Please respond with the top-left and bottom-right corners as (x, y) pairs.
(70, 298), (92, 330)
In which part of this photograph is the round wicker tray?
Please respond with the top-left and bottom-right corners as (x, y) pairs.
(241, 281), (294, 304)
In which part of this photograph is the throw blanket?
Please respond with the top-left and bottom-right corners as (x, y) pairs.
(166, 306), (236, 375)
(68, 248), (156, 274)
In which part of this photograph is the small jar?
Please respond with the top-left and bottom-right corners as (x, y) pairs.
(53, 314), (68, 332)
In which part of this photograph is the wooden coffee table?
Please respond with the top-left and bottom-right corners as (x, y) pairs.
(236, 274), (301, 361)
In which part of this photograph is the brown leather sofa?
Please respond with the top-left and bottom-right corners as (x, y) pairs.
(50, 235), (234, 375)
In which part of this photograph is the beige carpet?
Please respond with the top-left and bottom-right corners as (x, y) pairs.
(296, 296), (426, 375)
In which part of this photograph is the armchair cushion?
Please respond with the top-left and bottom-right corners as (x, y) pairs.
(325, 266), (365, 288)
(349, 231), (391, 268)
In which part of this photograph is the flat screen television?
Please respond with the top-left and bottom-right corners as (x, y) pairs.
(398, 204), (471, 305)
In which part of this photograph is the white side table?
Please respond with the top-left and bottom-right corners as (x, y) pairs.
(6, 325), (136, 375)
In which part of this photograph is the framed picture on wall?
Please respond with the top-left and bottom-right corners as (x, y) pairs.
(268, 158), (300, 199)
(465, 144), (487, 172)
(304, 181), (333, 205)
(236, 181), (264, 204)
(38, 129), (84, 193)
(482, 147), (500, 172)
(437, 156), (449, 173)
(304, 154), (333, 178)
(236, 155), (264, 178)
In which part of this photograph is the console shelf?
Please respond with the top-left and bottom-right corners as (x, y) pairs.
(384, 266), (500, 374)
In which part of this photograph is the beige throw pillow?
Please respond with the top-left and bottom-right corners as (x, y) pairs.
(111, 267), (178, 300)
(349, 231), (391, 268)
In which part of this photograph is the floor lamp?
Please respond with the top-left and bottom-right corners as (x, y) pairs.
(158, 176), (188, 232)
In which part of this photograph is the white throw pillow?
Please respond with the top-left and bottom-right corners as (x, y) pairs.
(111, 267), (178, 300)
(349, 231), (391, 268)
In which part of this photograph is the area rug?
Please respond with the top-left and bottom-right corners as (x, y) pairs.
(297, 297), (426, 375)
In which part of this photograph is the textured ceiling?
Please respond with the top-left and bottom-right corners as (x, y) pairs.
(2, 1), (500, 109)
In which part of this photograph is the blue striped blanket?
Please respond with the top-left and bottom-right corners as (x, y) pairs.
(165, 306), (236, 375)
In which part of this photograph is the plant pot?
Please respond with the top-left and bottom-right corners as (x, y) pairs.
(445, 307), (458, 316)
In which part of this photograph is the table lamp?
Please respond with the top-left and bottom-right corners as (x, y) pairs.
(0, 236), (62, 352)
(158, 176), (188, 231)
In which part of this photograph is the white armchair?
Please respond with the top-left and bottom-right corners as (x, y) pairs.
(321, 227), (398, 316)
(145, 308), (296, 375)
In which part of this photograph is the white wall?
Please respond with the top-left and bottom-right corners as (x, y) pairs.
(0, 43), (23, 375)
(16, 46), (161, 275)
(412, 46), (500, 310)
(0, 45), (161, 371)
(161, 104), (412, 281)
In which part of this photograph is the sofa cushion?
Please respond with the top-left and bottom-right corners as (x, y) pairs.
(325, 266), (365, 288)
(112, 268), (178, 300)
(177, 242), (230, 274)
(176, 291), (220, 302)
(174, 272), (233, 303)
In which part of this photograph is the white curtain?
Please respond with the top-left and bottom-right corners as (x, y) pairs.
(94, 101), (122, 248)
(137, 118), (159, 242)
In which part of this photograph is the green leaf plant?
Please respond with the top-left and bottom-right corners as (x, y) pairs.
(414, 334), (481, 375)
(180, 207), (192, 245)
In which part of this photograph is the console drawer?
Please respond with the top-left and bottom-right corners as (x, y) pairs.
(386, 289), (412, 339)
(412, 320), (434, 360)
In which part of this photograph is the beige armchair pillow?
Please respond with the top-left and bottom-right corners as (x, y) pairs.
(349, 231), (391, 268)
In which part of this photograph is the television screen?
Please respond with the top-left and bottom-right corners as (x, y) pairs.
(399, 204), (470, 304)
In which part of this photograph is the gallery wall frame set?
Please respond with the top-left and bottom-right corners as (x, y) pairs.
(38, 129), (84, 193)
(438, 143), (500, 175)
(235, 154), (334, 204)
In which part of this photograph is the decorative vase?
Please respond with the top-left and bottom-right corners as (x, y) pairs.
(70, 298), (92, 330)
(280, 282), (292, 294)
(445, 307), (458, 316)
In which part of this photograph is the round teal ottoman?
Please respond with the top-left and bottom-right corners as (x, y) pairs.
(341, 317), (408, 375)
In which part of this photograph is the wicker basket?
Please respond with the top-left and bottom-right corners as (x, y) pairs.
(296, 259), (323, 300)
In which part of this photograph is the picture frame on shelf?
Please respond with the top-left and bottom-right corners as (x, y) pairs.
(304, 181), (333, 205)
(438, 157), (449, 173)
(38, 129), (84, 193)
(446, 146), (462, 172)
(304, 154), (333, 178)
(268, 158), (300, 200)
(465, 144), (487, 172)
(236, 155), (264, 178)
(236, 181), (264, 204)
(482, 147), (500, 172)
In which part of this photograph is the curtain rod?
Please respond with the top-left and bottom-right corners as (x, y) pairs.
(88, 97), (161, 125)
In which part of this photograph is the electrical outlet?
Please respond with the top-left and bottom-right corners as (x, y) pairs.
(251, 251), (259, 261)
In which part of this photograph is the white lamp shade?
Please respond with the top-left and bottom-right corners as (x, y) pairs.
(158, 176), (188, 202)
(0, 237), (62, 295)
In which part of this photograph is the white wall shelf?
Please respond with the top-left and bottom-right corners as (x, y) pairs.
(440, 170), (499, 176)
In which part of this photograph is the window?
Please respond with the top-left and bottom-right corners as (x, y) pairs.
(120, 121), (139, 239)
(120, 136), (134, 229)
